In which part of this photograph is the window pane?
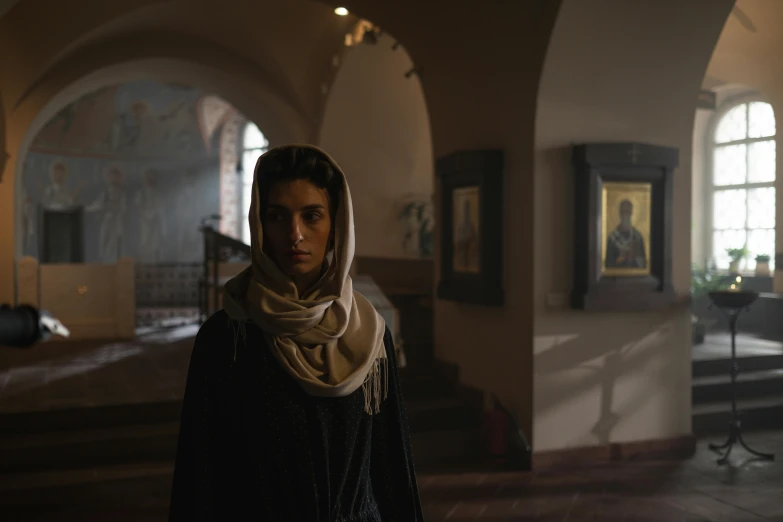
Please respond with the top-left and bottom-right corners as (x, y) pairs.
(713, 189), (746, 230)
(749, 102), (775, 139)
(715, 104), (747, 143)
(748, 229), (776, 270)
(748, 140), (776, 183)
(242, 179), (252, 245)
(748, 187), (776, 229)
(243, 122), (268, 149)
(714, 144), (746, 186)
(713, 229), (747, 270)
(242, 150), (261, 185)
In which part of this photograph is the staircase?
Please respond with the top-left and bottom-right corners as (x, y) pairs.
(0, 297), (488, 486)
(692, 333), (783, 435)
(391, 292), (488, 471)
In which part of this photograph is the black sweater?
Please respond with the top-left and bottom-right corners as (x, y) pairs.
(168, 310), (423, 521)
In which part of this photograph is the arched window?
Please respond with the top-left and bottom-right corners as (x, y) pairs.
(241, 122), (269, 245)
(711, 101), (776, 271)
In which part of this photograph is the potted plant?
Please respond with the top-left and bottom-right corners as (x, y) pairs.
(726, 247), (747, 274)
(755, 254), (771, 276)
(397, 194), (434, 258)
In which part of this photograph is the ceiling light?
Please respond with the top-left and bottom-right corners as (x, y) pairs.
(335, 7), (349, 16)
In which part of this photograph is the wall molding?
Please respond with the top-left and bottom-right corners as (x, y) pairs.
(532, 434), (696, 470)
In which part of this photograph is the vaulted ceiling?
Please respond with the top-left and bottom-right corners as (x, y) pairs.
(0, 0), (363, 139)
(705, 0), (783, 94)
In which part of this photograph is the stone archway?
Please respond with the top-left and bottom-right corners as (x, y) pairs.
(0, 90), (6, 182)
(0, 52), (312, 304)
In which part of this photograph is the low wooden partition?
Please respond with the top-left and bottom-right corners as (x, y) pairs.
(353, 256), (433, 296)
(204, 261), (250, 316)
(16, 256), (136, 340)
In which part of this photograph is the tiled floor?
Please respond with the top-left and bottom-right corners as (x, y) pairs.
(1, 432), (782, 521)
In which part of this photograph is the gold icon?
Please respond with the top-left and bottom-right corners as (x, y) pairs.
(77, 285), (88, 295)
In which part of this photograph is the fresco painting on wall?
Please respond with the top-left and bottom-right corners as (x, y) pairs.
(32, 82), (209, 159)
(21, 81), (222, 264)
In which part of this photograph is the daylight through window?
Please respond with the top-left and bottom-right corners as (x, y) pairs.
(241, 122), (269, 245)
(711, 101), (776, 271)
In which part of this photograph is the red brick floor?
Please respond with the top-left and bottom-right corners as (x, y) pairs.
(1, 431), (781, 521)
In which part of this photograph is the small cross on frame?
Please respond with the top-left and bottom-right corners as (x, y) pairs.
(628, 144), (641, 164)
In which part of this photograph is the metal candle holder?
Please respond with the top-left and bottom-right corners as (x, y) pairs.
(706, 290), (775, 464)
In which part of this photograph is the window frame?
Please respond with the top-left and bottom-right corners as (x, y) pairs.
(706, 94), (776, 273)
(239, 121), (269, 245)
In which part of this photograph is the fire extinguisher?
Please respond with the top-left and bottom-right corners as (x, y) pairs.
(483, 397), (509, 464)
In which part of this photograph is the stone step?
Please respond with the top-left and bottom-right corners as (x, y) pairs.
(0, 401), (182, 437)
(0, 382), (484, 475)
(692, 338), (783, 377)
(0, 422), (180, 474)
(398, 362), (460, 400)
(692, 368), (783, 404)
(407, 394), (482, 432)
(692, 353), (783, 378)
(691, 394), (783, 436)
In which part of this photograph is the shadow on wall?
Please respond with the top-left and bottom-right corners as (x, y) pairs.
(534, 311), (681, 447)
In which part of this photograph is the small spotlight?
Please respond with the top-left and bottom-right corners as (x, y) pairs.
(335, 7), (349, 16)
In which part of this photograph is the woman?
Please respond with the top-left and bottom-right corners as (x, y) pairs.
(169, 145), (423, 521)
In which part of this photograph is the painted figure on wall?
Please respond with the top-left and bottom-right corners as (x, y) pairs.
(452, 186), (480, 273)
(605, 199), (647, 269)
(19, 183), (36, 254)
(40, 160), (79, 209)
(177, 169), (203, 261)
(33, 87), (116, 151)
(106, 100), (153, 152)
(159, 101), (197, 152)
(135, 168), (167, 263)
(86, 165), (128, 263)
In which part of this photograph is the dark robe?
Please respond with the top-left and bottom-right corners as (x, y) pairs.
(168, 310), (423, 521)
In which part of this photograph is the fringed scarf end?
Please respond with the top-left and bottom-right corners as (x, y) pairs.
(229, 319), (247, 363)
(362, 357), (390, 415)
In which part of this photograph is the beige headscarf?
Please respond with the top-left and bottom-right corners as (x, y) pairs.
(222, 144), (388, 414)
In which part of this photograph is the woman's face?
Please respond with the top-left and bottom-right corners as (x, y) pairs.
(263, 179), (333, 287)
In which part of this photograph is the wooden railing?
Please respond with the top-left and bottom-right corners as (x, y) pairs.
(494, 395), (532, 471)
(199, 226), (251, 321)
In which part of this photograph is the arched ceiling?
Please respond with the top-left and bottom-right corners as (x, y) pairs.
(0, 0), (359, 132)
(703, 0), (783, 98)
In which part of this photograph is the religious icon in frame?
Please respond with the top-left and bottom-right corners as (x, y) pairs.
(452, 186), (481, 274)
(436, 149), (504, 307)
(601, 182), (652, 276)
(571, 143), (678, 311)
